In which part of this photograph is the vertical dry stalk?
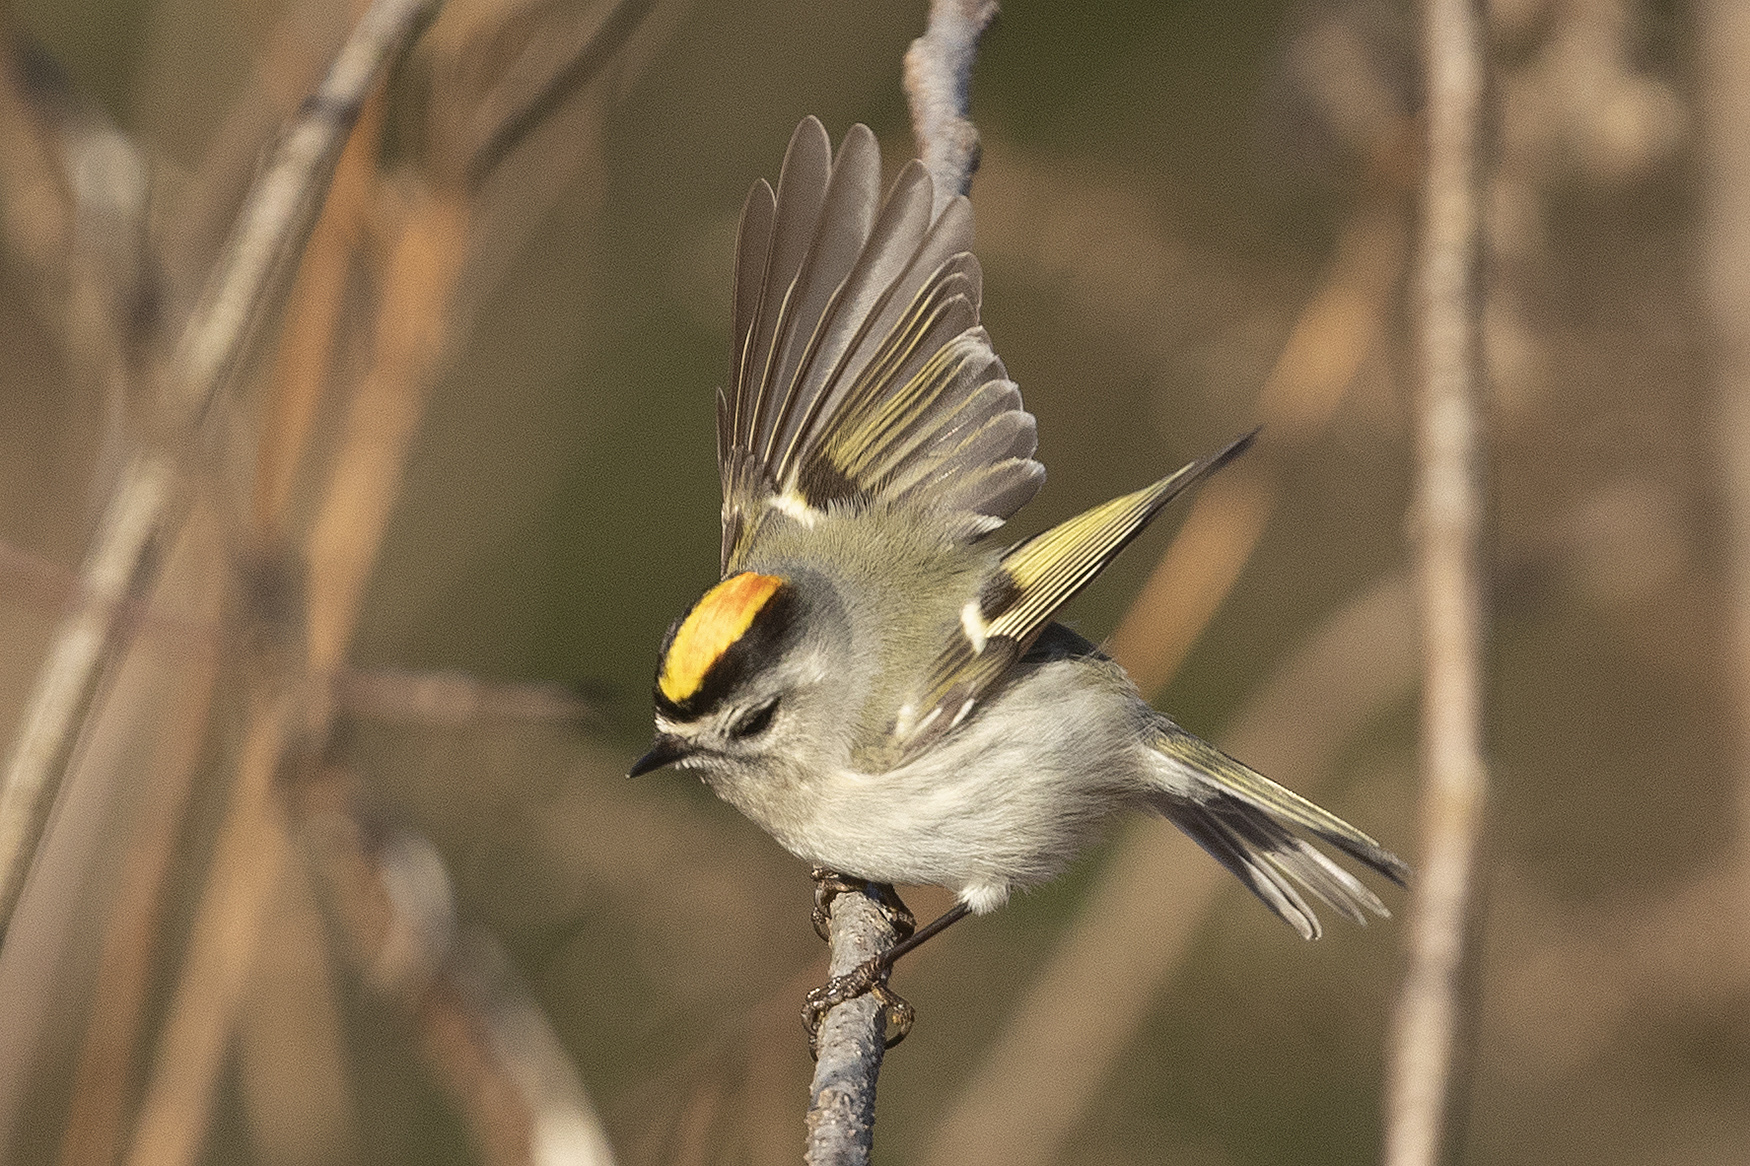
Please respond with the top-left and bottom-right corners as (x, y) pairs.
(235, 865), (365, 1166)
(1699, 2), (1750, 880)
(1382, 0), (1489, 1164)
(122, 688), (301, 1166)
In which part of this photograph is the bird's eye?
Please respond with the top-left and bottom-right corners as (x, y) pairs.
(730, 699), (779, 739)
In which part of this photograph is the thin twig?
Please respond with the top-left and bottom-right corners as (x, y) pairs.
(462, 0), (658, 187)
(0, 0), (444, 942)
(334, 667), (596, 726)
(903, 0), (999, 217)
(121, 686), (301, 1166)
(805, 893), (899, 1166)
(1382, 0), (1489, 1163)
(802, 4), (999, 1157)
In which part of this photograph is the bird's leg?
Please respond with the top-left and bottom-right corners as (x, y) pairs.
(809, 867), (916, 943)
(803, 900), (971, 1055)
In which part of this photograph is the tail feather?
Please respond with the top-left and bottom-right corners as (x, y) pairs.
(1158, 722), (1411, 886)
(1219, 801), (1390, 924)
(1150, 723), (1408, 938)
(1164, 800), (1323, 939)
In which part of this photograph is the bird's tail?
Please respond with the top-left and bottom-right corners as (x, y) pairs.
(1147, 722), (1410, 940)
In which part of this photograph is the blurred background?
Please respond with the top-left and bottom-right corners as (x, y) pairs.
(0, 0), (1732, 1163)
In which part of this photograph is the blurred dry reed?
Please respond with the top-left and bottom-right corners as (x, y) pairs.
(1700, 1), (1750, 885)
(1381, 0), (1489, 1164)
(0, 0), (666, 1161)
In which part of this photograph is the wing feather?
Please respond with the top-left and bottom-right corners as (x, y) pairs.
(892, 431), (1257, 750)
(719, 121), (1039, 572)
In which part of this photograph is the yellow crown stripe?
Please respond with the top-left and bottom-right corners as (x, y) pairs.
(659, 572), (785, 702)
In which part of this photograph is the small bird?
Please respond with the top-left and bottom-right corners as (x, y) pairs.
(633, 117), (1407, 1043)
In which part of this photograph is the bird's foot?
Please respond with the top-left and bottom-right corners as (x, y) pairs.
(802, 957), (915, 1057)
(809, 868), (916, 943)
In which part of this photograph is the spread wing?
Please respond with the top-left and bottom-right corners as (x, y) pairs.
(718, 117), (1045, 573)
(891, 431), (1258, 753)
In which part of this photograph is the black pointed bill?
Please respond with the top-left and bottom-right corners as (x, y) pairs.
(629, 733), (691, 778)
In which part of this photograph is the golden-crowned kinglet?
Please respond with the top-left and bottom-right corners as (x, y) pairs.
(633, 118), (1406, 967)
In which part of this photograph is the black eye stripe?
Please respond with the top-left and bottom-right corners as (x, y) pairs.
(730, 699), (779, 739)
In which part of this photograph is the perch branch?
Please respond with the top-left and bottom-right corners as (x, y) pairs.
(903, 0), (999, 217)
(1382, 0), (1490, 1163)
(802, 3), (999, 1156)
(805, 892), (900, 1166)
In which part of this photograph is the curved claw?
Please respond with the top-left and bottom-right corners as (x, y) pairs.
(809, 869), (916, 943)
(802, 958), (914, 1059)
(810, 867), (862, 942)
(872, 984), (914, 1047)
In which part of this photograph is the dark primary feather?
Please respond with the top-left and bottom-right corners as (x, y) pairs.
(891, 431), (1258, 753)
(719, 117), (1045, 573)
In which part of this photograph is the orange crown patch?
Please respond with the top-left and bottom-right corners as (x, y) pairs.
(659, 573), (785, 703)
